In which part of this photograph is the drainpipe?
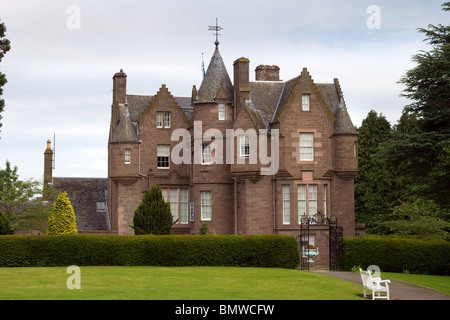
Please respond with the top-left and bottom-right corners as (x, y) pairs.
(138, 140), (149, 189)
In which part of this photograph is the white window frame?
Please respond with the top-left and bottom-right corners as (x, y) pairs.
(299, 133), (314, 161)
(240, 135), (250, 158)
(124, 148), (131, 164)
(156, 112), (163, 128)
(302, 95), (310, 111)
(298, 184), (318, 224)
(157, 145), (170, 169)
(218, 103), (225, 120)
(179, 189), (189, 224)
(298, 185), (307, 224)
(202, 144), (211, 165)
(162, 188), (189, 225)
(169, 188), (179, 223)
(323, 184), (328, 218)
(201, 191), (212, 221)
(282, 185), (290, 225)
(164, 111), (171, 128)
(308, 184), (318, 218)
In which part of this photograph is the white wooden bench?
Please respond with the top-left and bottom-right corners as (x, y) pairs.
(360, 268), (391, 300)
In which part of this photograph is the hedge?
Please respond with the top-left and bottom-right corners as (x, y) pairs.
(0, 234), (300, 269)
(343, 236), (450, 275)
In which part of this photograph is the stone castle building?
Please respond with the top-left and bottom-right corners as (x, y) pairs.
(107, 40), (359, 261)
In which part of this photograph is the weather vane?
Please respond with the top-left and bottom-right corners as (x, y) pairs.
(208, 18), (223, 47)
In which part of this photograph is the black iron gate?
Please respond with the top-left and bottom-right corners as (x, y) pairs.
(328, 216), (343, 271)
(298, 215), (343, 271)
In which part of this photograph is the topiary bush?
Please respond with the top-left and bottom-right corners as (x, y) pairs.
(0, 234), (300, 269)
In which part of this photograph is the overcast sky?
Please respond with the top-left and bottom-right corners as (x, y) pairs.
(0, 0), (448, 181)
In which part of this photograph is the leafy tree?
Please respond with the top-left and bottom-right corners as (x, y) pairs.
(354, 110), (393, 232)
(0, 160), (42, 233)
(47, 191), (77, 235)
(391, 2), (450, 208)
(382, 199), (450, 240)
(0, 20), (11, 136)
(132, 184), (176, 235)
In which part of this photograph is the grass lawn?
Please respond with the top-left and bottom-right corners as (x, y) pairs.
(382, 272), (450, 295)
(0, 266), (365, 300)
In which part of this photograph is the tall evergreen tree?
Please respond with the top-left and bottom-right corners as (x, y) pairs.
(355, 110), (393, 232)
(387, 2), (450, 208)
(132, 184), (175, 235)
(47, 192), (77, 235)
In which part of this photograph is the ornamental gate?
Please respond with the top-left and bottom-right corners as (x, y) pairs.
(298, 215), (343, 271)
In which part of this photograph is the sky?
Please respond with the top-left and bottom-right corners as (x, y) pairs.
(0, 0), (448, 181)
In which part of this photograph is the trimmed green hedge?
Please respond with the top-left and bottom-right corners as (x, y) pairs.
(343, 236), (450, 275)
(0, 234), (300, 269)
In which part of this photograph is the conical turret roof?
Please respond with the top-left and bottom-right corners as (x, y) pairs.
(197, 47), (233, 102)
(112, 105), (139, 143)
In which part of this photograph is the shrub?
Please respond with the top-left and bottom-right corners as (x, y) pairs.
(132, 185), (174, 235)
(344, 236), (450, 275)
(47, 192), (77, 235)
(0, 234), (300, 269)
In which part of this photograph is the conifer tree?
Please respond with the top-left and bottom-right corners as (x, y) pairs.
(132, 184), (175, 235)
(47, 192), (77, 235)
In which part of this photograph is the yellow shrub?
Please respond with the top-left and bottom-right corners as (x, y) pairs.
(47, 192), (77, 235)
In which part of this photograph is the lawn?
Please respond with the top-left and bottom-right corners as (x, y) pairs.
(0, 266), (364, 300)
(383, 272), (450, 295)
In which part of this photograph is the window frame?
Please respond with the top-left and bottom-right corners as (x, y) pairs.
(218, 103), (225, 120)
(179, 189), (189, 224)
(124, 148), (131, 164)
(156, 112), (163, 128)
(202, 144), (211, 165)
(201, 191), (212, 221)
(164, 111), (171, 128)
(299, 133), (314, 161)
(302, 94), (310, 111)
(157, 144), (170, 169)
(298, 185), (307, 223)
(282, 185), (290, 225)
(240, 135), (250, 158)
(297, 184), (319, 224)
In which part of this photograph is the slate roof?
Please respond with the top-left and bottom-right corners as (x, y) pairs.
(248, 76), (356, 134)
(115, 48), (356, 136)
(123, 94), (193, 124)
(112, 106), (139, 143)
(52, 178), (108, 231)
(196, 47), (233, 102)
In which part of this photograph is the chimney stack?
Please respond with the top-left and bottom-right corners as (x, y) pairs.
(255, 65), (280, 81)
(233, 57), (250, 118)
(43, 140), (53, 199)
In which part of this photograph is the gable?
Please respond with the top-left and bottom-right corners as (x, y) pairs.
(273, 68), (335, 125)
(137, 84), (192, 128)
